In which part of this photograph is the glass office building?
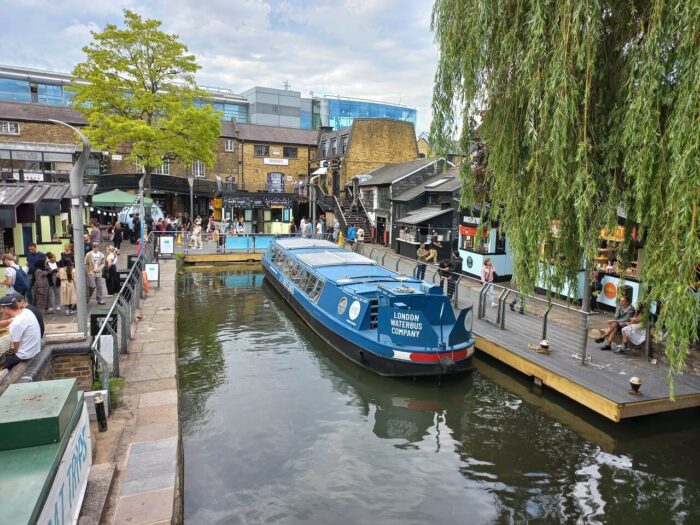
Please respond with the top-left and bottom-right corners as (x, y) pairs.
(0, 77), (74, 106)
(194, 100), (249, 123)
(326, 98), (416, 130)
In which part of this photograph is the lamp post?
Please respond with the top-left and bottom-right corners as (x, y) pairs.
(48, 119), (89, 335)
(310, 174), (321, 233)
(187, 174), (195, 219)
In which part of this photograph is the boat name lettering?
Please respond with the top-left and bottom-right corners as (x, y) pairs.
(389, 311), (423, 338)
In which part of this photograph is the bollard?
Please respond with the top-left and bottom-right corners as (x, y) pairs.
(95, 391), (108, 432)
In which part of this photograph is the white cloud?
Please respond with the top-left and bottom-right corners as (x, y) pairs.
(0, 0), (437, 132)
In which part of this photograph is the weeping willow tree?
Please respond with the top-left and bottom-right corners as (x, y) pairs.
(431, 0), (700, 383)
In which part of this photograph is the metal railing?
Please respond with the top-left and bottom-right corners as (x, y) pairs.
(355, 244), (592, 366)
(90, 233), (156, 390)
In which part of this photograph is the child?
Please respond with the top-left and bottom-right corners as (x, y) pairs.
(58, 261), (77, 315)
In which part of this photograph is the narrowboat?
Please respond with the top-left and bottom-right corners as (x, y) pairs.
(262, 238), (475, 377)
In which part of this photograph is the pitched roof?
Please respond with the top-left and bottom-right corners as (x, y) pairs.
(236, 123), (319, 146)
(357, 158), (437, 187)
(0, 101), (86, 125)
(392, 169), (462, 202)
(395, 206), (453, 225)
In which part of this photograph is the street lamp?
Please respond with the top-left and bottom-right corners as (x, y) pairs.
(48, 119), (89, 335)
(187, 174), (195, 219)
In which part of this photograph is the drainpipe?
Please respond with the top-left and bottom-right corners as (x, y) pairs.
(49, 119), (89, 335)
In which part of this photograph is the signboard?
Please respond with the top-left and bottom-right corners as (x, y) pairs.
(145, 263), (160, 285)
(37, 404), (92, 525)
(598, 275), (639, 308)
(378, 307), (438, 346)
(159, 235), (174, 256)
(224, 193), (293, 209)
(111, 154), (123, 161)
(264, 158), (289, 166)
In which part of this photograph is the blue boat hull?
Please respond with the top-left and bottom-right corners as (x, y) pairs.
(263, 264), (474, 377)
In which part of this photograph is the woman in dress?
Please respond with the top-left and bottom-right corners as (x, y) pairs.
(58, 261), (77, 315)
(112, 221), (123, 250)
(105, 245), (120, 296)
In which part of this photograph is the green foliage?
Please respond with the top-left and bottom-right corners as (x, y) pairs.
(69, 10), (221, 188)
(91, 377), (127, 409)
(431, 0), (700, 387)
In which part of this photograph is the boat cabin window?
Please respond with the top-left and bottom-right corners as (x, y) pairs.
(308, 279), (324, 301)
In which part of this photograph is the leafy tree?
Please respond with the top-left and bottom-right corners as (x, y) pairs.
(431, 0), (699, 385)
(70, 9), (221, 195)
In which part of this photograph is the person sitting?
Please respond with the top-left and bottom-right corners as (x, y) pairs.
(0, 294), (41, 370)
(616, 307), (646, 354)
(595, 296), (635, 350)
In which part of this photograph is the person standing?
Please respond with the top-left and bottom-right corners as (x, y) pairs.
(191, 222), (203, 249)
(58, 261), (77, 315)
(131, 213), (141, 243)
(46, 252), (61, 312)
(105, 246), (119, 296)
(480, 257), (497, 307)
(90, 220), (102, 246)
(304, 220), (313, 239)
(32, 255), (51, 315)
(0, 294), (41, 370)
(26, 243), (45, 305)
(85, 242), (106, 305)
(2, 254), (30, 296)
(59, 243), (75, 268)
(354, 226), (365, 253)
(299, 217), (307, 238)
(332, 219), (340, 242)
(315, 220), (323, 239)
(112, 221), (123, 250)
(416, 242), (429, 280)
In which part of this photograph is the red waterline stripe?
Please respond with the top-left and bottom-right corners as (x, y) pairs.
(409, 349), (470, 363)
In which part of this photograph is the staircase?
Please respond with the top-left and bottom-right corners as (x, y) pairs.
(316, 187), (373, 236)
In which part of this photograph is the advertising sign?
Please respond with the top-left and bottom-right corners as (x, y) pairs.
(145, 263), (160, 283)
(38, 404), (92, 525)
(378, 307), (438, 347)
(263, 158), (289, 166)
(159, 235), (174, 255)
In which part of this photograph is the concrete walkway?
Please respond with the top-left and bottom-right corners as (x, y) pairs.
(97, 259), (180, 525)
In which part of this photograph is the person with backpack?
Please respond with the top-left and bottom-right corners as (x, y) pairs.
(2, 254), (31, 296)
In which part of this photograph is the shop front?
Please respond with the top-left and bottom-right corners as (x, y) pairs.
(457, 216), (513, 280)
(224, 192), (294, 234)
(393, 207), (453, 260)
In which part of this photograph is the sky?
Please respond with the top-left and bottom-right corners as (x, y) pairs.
(0, 0), (439, 133)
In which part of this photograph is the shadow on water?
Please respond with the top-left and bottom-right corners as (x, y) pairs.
(177, 268), (700, 525)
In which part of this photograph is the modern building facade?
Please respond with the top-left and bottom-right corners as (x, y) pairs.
(0, 65), (416, 132)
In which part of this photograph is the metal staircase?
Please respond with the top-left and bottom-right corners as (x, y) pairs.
(315, 186), (373, 235)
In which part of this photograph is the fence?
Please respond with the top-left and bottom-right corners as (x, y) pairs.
(90, 233), (157, 390)
(355, 243), (592, 366)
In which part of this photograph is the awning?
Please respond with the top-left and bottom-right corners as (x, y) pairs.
(92, 189), (153, 208)
(396, 207), (453, 225)
(311, 167), (327, 175)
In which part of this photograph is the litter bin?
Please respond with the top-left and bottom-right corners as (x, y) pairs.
(90, 305), (118, 336)
(127, 255), (139, 270)
(619, 284), (634, 304)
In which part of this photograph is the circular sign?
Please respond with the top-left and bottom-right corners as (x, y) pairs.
(604, 281), (617, 299)
(337, 297), (348, 315)
(348, 300), (361, 321)
(466, 256), (473, 269)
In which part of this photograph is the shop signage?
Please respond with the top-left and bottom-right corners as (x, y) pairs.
(37, 405), (92, 525)
(145, 263), (160, 284)
(604, 281), (617, 299)
(462, 216), (481, 224)
(224, 194), (293, 209)
(460, 225), (488, 237)
(264, 158), (289, 166)
(466, 256), (473, 269)
(111, 154), (123, 161)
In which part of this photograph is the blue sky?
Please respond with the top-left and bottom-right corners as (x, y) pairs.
(0, 0), (438, 132)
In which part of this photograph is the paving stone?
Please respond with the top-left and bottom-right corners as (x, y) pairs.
(113, 487), (174, 525)
(137, 404), (178, 426)
(124, 457), (176, 482)
(78, 463), (116, 524)
(129, 437), (178, 456)
(139, 389), (178, 408)
(120, 470), (175, 496)
(130, 377), (177, 394)
(140, 341), (175, 356)
(133, 420), (178, 442)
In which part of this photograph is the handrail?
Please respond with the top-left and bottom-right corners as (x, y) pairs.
(357, 197), (375, 230)
(332, 194), (348, 228)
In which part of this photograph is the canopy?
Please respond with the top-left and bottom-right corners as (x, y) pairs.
(92, 189), (153, 208)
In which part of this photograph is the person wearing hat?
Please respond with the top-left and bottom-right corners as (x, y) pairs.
(0, 292), (44, 337)
(85, 242), (106, 305)
(0, 294), (41, 370)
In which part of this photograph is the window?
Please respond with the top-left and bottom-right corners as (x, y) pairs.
(377, 187), (390, 210)
(0, 121), (20, 135)
(322, 141), (329, 157)
(283, 147), (298, 159)
(331, 138), (338, 156)
(154, 162), (170, 175)
(225, 139), (234, 152)
(428, 194), (440, 205)
(192, 160), (205, 178)
(341, 135), (348, 154)
(254, 145), (269, 157)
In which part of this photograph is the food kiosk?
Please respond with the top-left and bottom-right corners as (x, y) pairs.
(457, 215), (513, 280)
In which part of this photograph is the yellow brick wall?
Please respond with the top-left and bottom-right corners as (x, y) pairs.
(343, 120), (418, 187)
(0, 121), (80, 145)
(417, 137), (431, 158)
(239, 142), (314, 191)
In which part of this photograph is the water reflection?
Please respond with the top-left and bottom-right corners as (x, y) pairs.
(178, 269), (700, 525)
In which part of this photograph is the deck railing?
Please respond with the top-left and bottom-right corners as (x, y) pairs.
(90, 232), (157, 390)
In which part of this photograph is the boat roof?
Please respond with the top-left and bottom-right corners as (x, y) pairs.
(275, 238), (339, 250)
(295, 250), (374, 267)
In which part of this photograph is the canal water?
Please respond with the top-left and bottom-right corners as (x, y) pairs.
(177, 268), (700, 525)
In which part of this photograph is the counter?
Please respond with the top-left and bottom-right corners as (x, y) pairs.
(458, 249), (513, 281)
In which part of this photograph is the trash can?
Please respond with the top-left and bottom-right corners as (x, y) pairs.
(619, 284), (634, 304)
(127, 255), (139, 270)
(90, 305), (118, 336)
